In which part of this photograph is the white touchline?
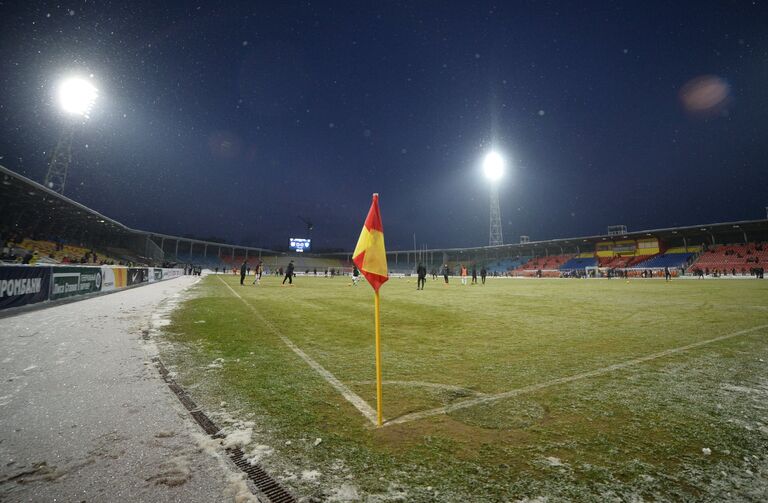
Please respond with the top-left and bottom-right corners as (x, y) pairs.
(219, 277), (379, 426)
(384, 323), (768, 427)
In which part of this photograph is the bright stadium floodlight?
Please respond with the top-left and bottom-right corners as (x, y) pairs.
(482, 150), (506, 246)
(58, 77), (98, 118)
(482, 151), (505, 182)
(45, 75), (100, 194)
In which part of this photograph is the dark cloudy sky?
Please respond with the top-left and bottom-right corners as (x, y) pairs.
(1, 1), (766, 250)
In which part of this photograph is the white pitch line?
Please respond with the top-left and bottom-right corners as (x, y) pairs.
(218, 277), (378, 426)
(385, 323), (768, 427)
(352, 380), (485, 396)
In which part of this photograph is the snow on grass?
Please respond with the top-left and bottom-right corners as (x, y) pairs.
(544, 456), (567, 467)
(301, 469), (321, 481)
(327, 482), (360, 501)
(160, 275), (768, 502)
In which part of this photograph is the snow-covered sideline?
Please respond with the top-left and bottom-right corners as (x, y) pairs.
(0, 275), (256, 502)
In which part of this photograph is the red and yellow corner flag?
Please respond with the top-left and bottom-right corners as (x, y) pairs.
(353, 193), (388, 426)
(352, 193), (388, 292)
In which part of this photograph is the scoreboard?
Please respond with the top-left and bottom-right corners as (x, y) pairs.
(289, 238), (311, 253)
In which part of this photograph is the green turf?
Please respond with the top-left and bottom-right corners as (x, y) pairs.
(160, 274), (768, 501)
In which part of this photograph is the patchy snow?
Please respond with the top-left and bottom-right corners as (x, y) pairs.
(703, 448), (712, 455)
(222, 427), (253, 449)
(226, 472), (260, 503)
(313, 437), (323, 446)
(206, 357), (225, 369)
(544, 456), (567, 467)
(301, 469), (321, 482)
(246, 444), (274, 465)
(328, 482), (360, 501)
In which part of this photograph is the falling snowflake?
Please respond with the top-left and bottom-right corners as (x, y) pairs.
(538, 110), (545, 116)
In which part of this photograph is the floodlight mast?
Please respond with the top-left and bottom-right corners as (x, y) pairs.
(44, 76), (98, 194)
(483, 151), (505, 247)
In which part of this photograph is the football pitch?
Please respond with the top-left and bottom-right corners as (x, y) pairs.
(160, 274), (768, 501)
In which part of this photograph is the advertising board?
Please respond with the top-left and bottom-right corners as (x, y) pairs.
(50, 267), (103, 301)
(0, 266), (51, 310)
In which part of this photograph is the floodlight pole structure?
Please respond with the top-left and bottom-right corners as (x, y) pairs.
(483, 151), (505, 247)
(489, 183), (503, 247)
(45, 76), (98, 195)
(44, 126), (75, 194)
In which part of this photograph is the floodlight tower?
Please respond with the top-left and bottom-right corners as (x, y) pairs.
(483, 151), (505, 247)
(45, 76), (98, 194)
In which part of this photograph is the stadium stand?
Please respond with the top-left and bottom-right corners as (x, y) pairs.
(599, 255), (652, 269)
(631, 252), (694, 270)
(486, 257), (530, 274)
(559, 257), (598, 270)
(517, 254), (574, 271)
(689, 244), (768, 274)
(3, 165), (767, 279)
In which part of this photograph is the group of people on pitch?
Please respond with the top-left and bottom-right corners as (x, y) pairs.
(416, 263), (487, 289)
(239, 259), (296, 286)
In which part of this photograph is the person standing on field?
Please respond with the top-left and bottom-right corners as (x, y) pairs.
(460, 264), (468, 285)
(282, 260), (295, 285)
(664, 266), (671, 282)
(417, 263), (427, 290)
(240, 260), (247, 285)
(352, 264), (360, 285)
(252, 260), (262, 285)
(471, 264), (478, 284)
(442, 264), (450, 285)
(480, 265), (487, 284)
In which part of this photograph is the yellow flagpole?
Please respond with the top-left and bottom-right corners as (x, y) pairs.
(374, 290), (383, 426)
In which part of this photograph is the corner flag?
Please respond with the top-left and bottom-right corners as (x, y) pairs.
(353, 193), (388, 426)
(352, 194), (388, 291)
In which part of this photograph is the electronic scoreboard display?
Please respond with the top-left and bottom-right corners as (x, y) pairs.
(289, 238), (311, 253)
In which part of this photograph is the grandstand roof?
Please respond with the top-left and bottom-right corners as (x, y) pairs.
(0, 165), (278, 255)
(1, 164), (132, 239)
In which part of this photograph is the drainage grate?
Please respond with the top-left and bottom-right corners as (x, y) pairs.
(151, 356), (296, 502)
(229, 447), (296, 503)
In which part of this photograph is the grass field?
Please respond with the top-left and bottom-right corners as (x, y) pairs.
(159, 274), (768, 502)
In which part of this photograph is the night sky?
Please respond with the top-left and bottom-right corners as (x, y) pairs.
(1, 1), (766, 251)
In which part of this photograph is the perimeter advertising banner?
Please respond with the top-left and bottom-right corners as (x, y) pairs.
(127, 268), (148, 286)
(162, 268), (182, 279)
(148, 268), (163, 283)
(0, 266), (51, 310)
(101, 266), (128, 292)
(50, 267), (103, 301)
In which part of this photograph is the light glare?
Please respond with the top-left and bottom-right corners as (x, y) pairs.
(483, 151), (505, 181)
(58, 77), (98, 117)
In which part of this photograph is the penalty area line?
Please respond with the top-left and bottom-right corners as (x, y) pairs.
(385, 322), (768, 427)
(218, 277), (379, 426)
